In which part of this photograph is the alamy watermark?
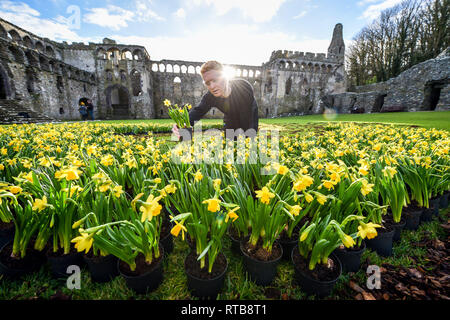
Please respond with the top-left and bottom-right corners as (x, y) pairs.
(66, 265), (81, 290)
(57, 5), (81, 30)
(170, 122), (280, 175)
(366, 265), (381, 290)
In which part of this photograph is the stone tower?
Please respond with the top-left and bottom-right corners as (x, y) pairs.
(328, 23), (345, 63)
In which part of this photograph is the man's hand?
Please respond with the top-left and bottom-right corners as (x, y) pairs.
(172, 124), (180, 139)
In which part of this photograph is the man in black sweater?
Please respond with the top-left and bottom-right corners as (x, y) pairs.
(172, 61), (259, 140)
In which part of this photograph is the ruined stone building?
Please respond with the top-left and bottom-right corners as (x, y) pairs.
(325, 47), (450, 113)
(0, 17), (350, 123)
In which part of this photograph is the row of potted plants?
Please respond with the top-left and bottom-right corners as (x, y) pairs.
(0, 121), (449, 298)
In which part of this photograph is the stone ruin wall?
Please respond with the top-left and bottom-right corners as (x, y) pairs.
(0, 18), (352, 121)
(93, 43), (154, 119)
(259, 49), (346, 117)
(324, 48), (450, 113)
(150, 60), (263, 119)
(0, 18), (97, 120)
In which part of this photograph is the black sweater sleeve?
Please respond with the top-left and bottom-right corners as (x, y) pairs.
(238, 80), (259, 132)
(188, 93), (214, 126)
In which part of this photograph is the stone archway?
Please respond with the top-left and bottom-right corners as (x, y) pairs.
(423, 81), (446, 111)
(105, 84), (131, 119)
(0, 64), (11, 100)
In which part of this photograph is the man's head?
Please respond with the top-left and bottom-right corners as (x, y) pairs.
(200, 61), (228, 98)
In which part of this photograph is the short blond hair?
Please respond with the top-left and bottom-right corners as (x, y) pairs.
(200, 60), (223, 75)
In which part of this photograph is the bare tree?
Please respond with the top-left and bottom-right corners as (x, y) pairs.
(346, 0), (449, 87)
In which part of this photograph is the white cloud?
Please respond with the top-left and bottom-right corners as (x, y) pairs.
(0, 1), (94, 43)
(359, 0), (404, 20)
(111, 24), (337, 65)
(135, 0), (165, 22)
(357, 0), (380, 6)
(293, 10), (308, 19)
(0, 0), (40, 16)
(189, 0), (287, 22)
(174, 8), (186, 19)
(83, 5), (135, 30)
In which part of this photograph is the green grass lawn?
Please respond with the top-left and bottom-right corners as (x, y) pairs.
(94, 110), (450, 131)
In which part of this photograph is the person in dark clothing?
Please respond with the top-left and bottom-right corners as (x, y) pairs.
(86, 99), (95, 121)
(78, 102), (88, 121)
(172, 61), (259, 141)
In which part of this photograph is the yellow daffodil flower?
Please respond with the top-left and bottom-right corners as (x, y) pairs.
(170, 215), (187, 240)
(357, 222), (381, 240)
(9, 185), (22, 194)
(255, 186), (275, 205)
(140, 194), (163, 222)
(71, 232), (93, 254)
(32, 195), (48, 212)
(194, 170), (203, 182)
(225, 206), (240, 223)
(360, 179), (374, 196)
(202, 198), (221, 213)
(315, 192), (327, 205)
(289, 204), (302, 216)
(112, 185), (123, 198)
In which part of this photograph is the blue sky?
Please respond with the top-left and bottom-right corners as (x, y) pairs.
(0, 0), (404, 65)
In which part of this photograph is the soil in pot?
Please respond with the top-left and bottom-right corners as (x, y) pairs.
(365, 224), (394, 257)
(292, 248), (341, 297)
(185, 251), (228, 299)
(403, 202), (423, 230)
(46, 246), (85, 278)
(242, 239), (282, 262)
(240, 239), (283, 286)
(118, 250), (164, 294)
(333, 240), (366, 273)
(84, 251), (119, 283)
(0, 242), (46, 278)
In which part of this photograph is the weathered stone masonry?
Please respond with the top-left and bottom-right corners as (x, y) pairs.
(0, 18), (359, 122)
(323, 48), (450, 113)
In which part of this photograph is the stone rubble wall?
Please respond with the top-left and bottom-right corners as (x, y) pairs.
(325, 48), (450, 113)
(0, 18), (362, 121)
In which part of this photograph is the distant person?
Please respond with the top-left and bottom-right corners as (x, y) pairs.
(87, 99), (95, 121)
(78, 102), (88, 121)
(172, 60), (259, 140)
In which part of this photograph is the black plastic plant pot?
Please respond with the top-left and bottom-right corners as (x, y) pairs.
(46, 249), (85, 279)
(429, 197), (440, 216)
(391, 219), (406, 242)
(84, 254), (119, 283)
(365, 227), (395, 257)
(228, 227), (245, 255)
(0, 241), (46, 279)
(279, 237), (297, 261)
(439, 192), (448, 209)
(240, 241), (283, 286)
(185, 252), (228, 299)
(291, 247), (342, 298)
(118, 247), (164, 295)
(404, 209), (423, 231)
(0, 224), (14, 250)
(420, 208), (434, 223)
(333, 241), (366, 273)
(160, 232), (174, 256)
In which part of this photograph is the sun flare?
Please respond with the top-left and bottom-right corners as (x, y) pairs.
(222, 66), (236, 80)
